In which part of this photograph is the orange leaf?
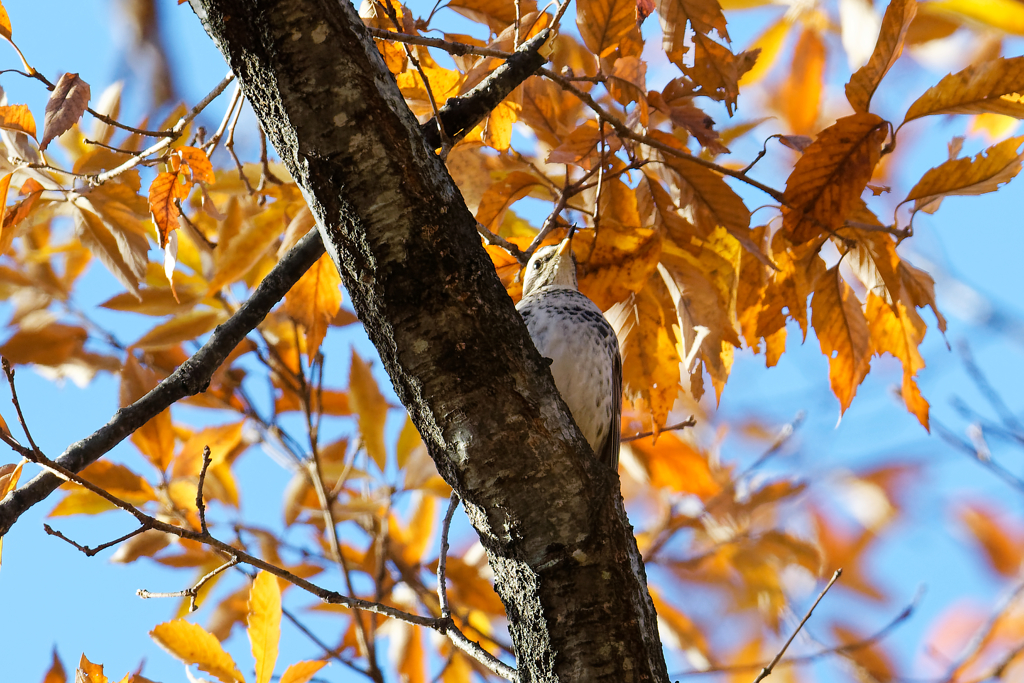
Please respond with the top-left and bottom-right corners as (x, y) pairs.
(349, 350), (390, 470)
(630, 433), (720, 498)
(547, 120), (622, 169)
(782, 113), (888, 244)
(960, 503), (1023, 577)
(148, 171), (180, 248)
(151, 619), (245, 683)
(76, 654), (108, 683)
(280, 661), (328, 683)
(0, 1), (11, 42)
(904, 136), (1024, 209)
(780, 28), (825, 133)
(577, 0), (636, 58)
(608, 56), (647, 105)
(655, 0), (729, 65)
(72, 204), (146, 298)
(41, 648), (66, 683)
(0, 459), (23, 571)
(846, 0), (916, 114)
(866, 292), (929, 429)
(248, 571), (282, 683)
(739, 17), (790, 86)
(475, 171), (550, 231)
(173, 146), (217, 185)
(811, 267), (871, 414)
(903, 56), (1024, 123)
(0, 104), (35, 138)
(0, 324), (87, 367)
(120, 355), (175, 471)
(284, 253), (343, 363)
(132, 309), (227, 350)
(40, 72), (90, 151)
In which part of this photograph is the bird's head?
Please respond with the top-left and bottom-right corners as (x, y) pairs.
(522, 236), (577, 296)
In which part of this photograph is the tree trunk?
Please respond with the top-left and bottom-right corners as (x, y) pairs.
(189, 1), (669, 679)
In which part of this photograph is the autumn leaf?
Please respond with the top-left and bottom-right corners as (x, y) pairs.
(739, 17), (789, 86)
(0, 460), (23, 566)
(655, 0), (729, 66)
(151, 619), (245, 683)
(904, 136), (1024, 210)
(72, 202), (147, 298)
(121, 354), (175, 471)
(846, 0), (916, 114)
(903, 56), (1024, 123)
(40, 648), (65, 683)
(280, 661), (328, 683)
(547, 120), (622, 170)
(577, 0), (636, 58)
(149, 171), (181, 248)
(249, 571), (282, 683)
(172, 146), (217, 185)
(866, 293), (929, 429)
(0, 104), (36, 138)
(40, 72), (90, 151)
(349, 350), (390, 470)
(132, 308), (227, 350)
(780, 28), (825, 134)
(960, 503), (1023, 577)
(782, 113), (888, 244)
(607, 56), (647, 105)
(284, 253), (343, 363)
(811, 267), (871, 414)
(475, 171), (551, 231)
(0, 324), (88, 367)
(0, 1), (10, 43)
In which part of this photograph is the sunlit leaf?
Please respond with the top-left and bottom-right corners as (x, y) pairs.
(904, 136), (1024, 209)
(40, 72), (90, 151)
(248, 571), (282, 683)
(0, 104), (36, 138)
(284, 253), (343, 363)
(151, 619), (245, 683)
(349, 350), (390, 470)
(811, 267), (871, 413)
(846, 0), (916, 114)
(903, 56), (1024, 123)
(577, 0), (636, 58)
(280, 661), (328, 683)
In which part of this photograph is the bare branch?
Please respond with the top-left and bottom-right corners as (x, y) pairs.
(752, 569), (843, 683)
(138, 556), (240, 612)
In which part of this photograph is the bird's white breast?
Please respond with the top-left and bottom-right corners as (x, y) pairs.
(516, 287), (618, 455)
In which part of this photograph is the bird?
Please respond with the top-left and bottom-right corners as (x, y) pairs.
(516, 234), (622, 471)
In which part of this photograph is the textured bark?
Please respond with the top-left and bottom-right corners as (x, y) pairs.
(190, 0), (668, 680)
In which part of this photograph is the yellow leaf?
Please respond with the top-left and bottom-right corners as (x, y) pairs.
(481, 99), (520, 152)
(396, 415), (422, 469)
(40, 72), (90, 151)
(903, 56), (1024, 123)
(248, 571), (282, 683)
(73, 204), (147, 298)
(173, 421), (246, 479)
(0, 459), (22, 567)
(547, 120), (622, 170)
(631, 433), (720, 498)
(349, 350), (390, 470)
(132, 308), (227, 350)
(921, 0), (1024, 36)
(780, 28), (825, 133)
(50, 460), (157, 518)
(120, 354), (175, 471)
(738, 17), (790, 86)
(904, 136), (1024, 209)
(101, 287), (201, 316)
(475, 171), (550, 231)
(608, 56), (647, 105)
(0, 2), (11, 42)
(577, 0), (636, 58)
(446, 0), (537, 33)
(782, 113), (888, 244)
(811, 267), (871, 413)
(617, 276), (682, 432)
(207, 205), (288, 292)
(279, 660), (328, 683)
(0, 324), (87, 367)
(284, 253), (343, 363)
(76, 654), (108, 683)
(846, 0), (917, 114)
(0, 104), (36, 137)
(151, 619), (245, 683)
(866, 292), (929, 429)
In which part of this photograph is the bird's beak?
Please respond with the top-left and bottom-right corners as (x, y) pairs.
(558, 228), (575, 256)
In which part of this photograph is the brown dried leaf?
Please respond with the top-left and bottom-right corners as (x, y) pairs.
(846, 0), (917, 114)
(782, 113), (888, 244)
(905, 136), (1024, 210)
(608, 56), (647, 105)
(655, 0), (729, 66)
(40, 72), (90, 151)
(811, 267), (871, 414)
(903, 56), (1024, 123)
(547, 120), (622, 169)
(577, 0), (637, 58)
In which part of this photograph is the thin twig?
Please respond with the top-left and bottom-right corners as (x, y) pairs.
(2, 358), (39, 454)
(196, 445), (212, 535)
(752, 569), (843, 683)
(138, 556), (240, 612)
(93, 73), (235, 185)
(365, 27), (515, 59)
(944, 574), (1024, 683)
(478, 223), (527, 264)
(438, 492), (460, 617)
(43, 523), (147, 557)
(621, 416), (697, 443)
(205, 82), (244, 157)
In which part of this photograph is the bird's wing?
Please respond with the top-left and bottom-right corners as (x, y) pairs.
(599, 344), (622, 472)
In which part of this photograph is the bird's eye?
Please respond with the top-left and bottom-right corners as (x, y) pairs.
(533, 260), (543, 270)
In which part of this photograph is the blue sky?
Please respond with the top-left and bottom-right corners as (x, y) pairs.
(1, 1), (1023, 682)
